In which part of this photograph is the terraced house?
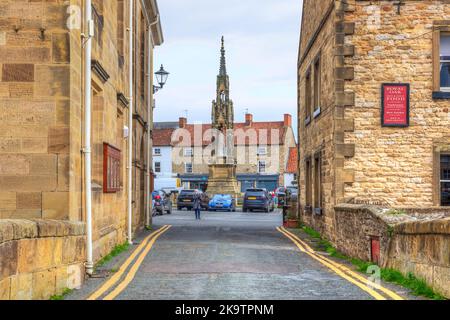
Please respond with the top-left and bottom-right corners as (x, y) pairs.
(0, 0), (163, 299)
(298, 0), (450, 297)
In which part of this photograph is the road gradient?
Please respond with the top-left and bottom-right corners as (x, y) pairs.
(277, 226), (404, 301)
(87, 225), (171, 300)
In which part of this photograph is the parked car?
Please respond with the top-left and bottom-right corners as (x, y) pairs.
(208, 194), (236, 212)
(152, 190), (172, 215)
(177, 189), (209, 211)
(243, 188), (275, 213)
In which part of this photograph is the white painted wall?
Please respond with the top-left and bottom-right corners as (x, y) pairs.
(153, 146), (177, 190)
(284, 173), (296, 187)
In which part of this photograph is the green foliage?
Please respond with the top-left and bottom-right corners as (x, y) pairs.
(95, 242), (130, 270)
(298, 225), (446, 300)
(386, 209), (407, 215)
(50, 288), (73, 301)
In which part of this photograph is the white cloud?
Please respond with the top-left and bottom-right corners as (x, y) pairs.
(154, 0), (302, 131)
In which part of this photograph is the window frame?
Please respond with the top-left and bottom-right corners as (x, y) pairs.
(154, 161), (161, 173)
(258, 160), (266, 173)
(440, 33), (450, 92)
(103, 143), (121, 193)
(440, 153), (450, 206)
(314, 152), (322, 213)
(184, 147), (193, 157)
(257, 146), (267, 156)
(433, 22), (450, 96)
(154, 148), (161, 156)
(304, 68), (312, 126)
(185, 163), (193, 174)
(305, 157), (312, 210)
(313, 53), (322, 116)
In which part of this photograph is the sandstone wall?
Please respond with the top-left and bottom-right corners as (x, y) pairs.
(298, 4), (338, 239)
(333, 204), (450, 298)
(388, 218), (450, 298)
(0, 219), (86, 300)
(344, 1), (450, 206)
(0, 1), (75, 221)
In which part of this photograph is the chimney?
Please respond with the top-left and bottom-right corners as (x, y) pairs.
(179, 117), (187, 129)
(245, 113), (253, 126)
(284, 114), (292, 127)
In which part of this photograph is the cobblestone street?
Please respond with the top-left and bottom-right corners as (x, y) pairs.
(67, 210), (412, 300)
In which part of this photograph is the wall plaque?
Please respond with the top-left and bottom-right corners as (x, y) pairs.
(381, 83), (410, 127)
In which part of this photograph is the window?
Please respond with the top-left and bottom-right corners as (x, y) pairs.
(313, 55), (321, 114)
(305, 158), (312, 208)
(305, 69), (312, 124)
(441, 154), (450, 206)
(116, 0), (125, 67)
(154, 148), (161, 156)
(314, 153), (322, 210)
(184, 147), (193, 157)
(185, 163), (193, 174)
(103, 143), (121, 193)
(258, 161), (266, 173)
(257, 146), (267, 156)
(154, 162), (161, 173)
(440, 34), (450, 90)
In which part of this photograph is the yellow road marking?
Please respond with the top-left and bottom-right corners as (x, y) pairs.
(87, 225), (170, 300)
(280, 227), (404, 301)
(103, 225), (172, 300)
(277, 227), (387, 300)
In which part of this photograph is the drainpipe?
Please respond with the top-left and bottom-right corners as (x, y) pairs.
(145, 15), (160, 227)
(127, 0), (134, 245)
(83, 0), (94, 275)
(145, 31), (152, 228)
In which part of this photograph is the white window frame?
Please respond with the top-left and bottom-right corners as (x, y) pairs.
(257, 146), (267, 156)
(154, 162), (161, 173)
(440, 33), (450, 91)
(184, 147), (193, 157)
(185, 163), (193, 174)
(258, 160), (266, 173)
(154, 148), (161, 156)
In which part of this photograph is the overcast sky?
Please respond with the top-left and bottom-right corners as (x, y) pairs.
(153, 0), (302, 130)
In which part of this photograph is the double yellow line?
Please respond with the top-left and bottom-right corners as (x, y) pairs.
(277, 226), (404, 301)
(87, 225), (171, 300)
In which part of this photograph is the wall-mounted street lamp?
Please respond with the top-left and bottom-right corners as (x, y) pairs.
(154, 64), (169, 93)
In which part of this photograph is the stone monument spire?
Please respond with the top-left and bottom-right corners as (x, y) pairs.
(212, 36), (234, 132)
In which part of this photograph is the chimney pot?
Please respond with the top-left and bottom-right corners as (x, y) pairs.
(179, 117), (187, 129)
(284, 114), (292, 127)
(245, 113), (253, 126)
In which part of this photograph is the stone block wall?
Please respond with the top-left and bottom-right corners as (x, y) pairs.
(0, 219), (86, 300)
(0, 1), (74, 220)
(333, 204), (450, 298)
(344, 1), (450, 206)
(388, 218), (450, 298)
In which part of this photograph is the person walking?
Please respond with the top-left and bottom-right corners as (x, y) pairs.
(193, 191), (202, 220)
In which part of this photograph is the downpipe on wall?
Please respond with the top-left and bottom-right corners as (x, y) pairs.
(127, 0), (134, 245)
(83, 0), (94, 276)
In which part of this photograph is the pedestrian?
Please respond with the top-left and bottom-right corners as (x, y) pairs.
(193, 191), (202, 220)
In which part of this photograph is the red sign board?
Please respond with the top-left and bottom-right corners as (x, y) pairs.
(381, 83), (410, 127)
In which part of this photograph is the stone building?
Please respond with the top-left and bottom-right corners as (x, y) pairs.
(297, 1), (450, 238)
(0, 0), (163, 294)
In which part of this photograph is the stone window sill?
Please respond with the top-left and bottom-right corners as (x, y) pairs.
(313, 107), (321, 119)
(305, 116), (311, 126)
(432, 91), (450, 99)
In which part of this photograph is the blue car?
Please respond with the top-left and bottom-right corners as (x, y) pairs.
(208, 194), (236, 212)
